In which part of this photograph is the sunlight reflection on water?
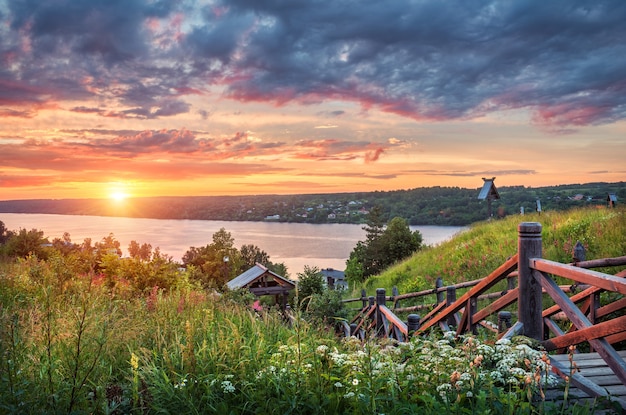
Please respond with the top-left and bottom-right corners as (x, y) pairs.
(1, 213), (465, 274)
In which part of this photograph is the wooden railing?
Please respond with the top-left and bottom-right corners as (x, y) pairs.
(346, 221), (626, 351)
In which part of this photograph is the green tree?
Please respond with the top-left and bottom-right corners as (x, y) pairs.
(239, 244), (271, 271)
(128, 240), (152, 261)
(0, 220), (15, 245)
(346, 213), (423, 281)
(296, 265), (325, 309)
(3, 228), (49, 258)
(381, 217), (423, 263)
(182, 228), (242, 289)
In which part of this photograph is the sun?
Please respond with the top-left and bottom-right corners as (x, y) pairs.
(110, 191), (128, 201)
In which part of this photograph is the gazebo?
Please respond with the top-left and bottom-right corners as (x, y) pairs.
(226, 263), (295, 310)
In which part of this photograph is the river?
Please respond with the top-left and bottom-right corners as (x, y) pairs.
(0, 213), (466, 274)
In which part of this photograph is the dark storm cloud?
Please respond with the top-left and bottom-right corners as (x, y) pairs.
(2, 0), (626, 128)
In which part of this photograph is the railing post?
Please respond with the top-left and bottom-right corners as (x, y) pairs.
(361, 289), (367, 309)
(376, 288), (386, 335)
(446, 286), (457, 327)
(392, 286), (399, 309)
(436, 277), (444, 303)
(518, 222), (543, 341)
(498, 311), (512, 333)
(407, 314), (421, 335)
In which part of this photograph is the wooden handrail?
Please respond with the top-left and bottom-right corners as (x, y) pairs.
(416, 254), (518, 334)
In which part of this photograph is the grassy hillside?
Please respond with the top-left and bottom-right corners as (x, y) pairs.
(357, 206), (626, 296)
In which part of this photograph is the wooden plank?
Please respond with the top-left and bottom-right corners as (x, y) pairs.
(542, 315), (626, 351)
(378, 305), (408, 337)
(530, 259), (626, 295)
(418, 300), (447, 326)
(417, 254), (518, 334)
(535, 270), (626, 386)
(473, 288), (518, 322)
(549, 357), (626, 409)
(597, 297), (626, 320)
(498, 321), (523, 340)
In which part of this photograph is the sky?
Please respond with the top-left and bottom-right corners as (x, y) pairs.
(1, 0), (626, 201)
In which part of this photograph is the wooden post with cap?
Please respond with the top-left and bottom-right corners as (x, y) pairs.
(518, 222), (543, 341)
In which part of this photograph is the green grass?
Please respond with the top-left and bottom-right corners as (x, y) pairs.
(356, 206), (626, 296)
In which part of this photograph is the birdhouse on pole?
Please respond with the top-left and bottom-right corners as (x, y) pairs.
(607, 193), (617, 208)
(477, 177), (500, 219)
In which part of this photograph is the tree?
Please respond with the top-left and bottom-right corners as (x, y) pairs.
(3, 228), (49, 258)
(182, 228), (242, 289)
(296, 265), (325, 309)
(239, 244), (271, 271)
(381, 217), (422, 263)
(128, 240), (152, 261)
(346, 213), (423, 281)
(0, 220), (15, 245)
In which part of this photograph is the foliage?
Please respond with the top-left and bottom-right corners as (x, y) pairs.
(296, 265), (325, 309)
(346, 210), (423, 286)
(0, 227), (49, 259)
(182, 228), (242, 289)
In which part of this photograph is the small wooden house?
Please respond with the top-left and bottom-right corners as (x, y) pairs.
(227, 263), (295, 309)
(320, 268), (347, 290)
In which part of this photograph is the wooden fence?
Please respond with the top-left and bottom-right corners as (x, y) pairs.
(343, 222), (626, 400)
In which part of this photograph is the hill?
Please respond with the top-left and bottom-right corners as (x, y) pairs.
(356, 205), (626, 296)
(0, 181), (624, 226)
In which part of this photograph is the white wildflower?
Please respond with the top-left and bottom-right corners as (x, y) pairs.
(221, 380), (235, 394)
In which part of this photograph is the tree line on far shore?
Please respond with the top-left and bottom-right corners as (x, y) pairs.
(0, 181), (623, 226)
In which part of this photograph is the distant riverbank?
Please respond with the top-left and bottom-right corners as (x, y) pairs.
(0, 213), (466, 275)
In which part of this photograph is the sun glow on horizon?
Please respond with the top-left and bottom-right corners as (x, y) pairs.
(110, 191), (129, 201)
(108, 182), (131, 202)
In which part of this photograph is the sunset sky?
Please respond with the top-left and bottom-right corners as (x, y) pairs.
(2, 0), (626, 201)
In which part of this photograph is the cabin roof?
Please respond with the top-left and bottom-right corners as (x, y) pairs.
(226, 263), (295, 290)
(320, 268), (345, 280)
(477, 177), (500, 200)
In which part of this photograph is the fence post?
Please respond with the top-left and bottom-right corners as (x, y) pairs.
(446, 286), (457, 327)
(518, 222), (543, 341)
(361, 289), (367, 309)
(498, 311), (512, 333)
(436, 277), (444, 303)
(376, 288), (386, 335)
(407, 314), (421, 335)
(392, 286), (400, 309)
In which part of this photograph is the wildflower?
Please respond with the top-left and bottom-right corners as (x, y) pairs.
(466, 391), (473, 398)
(352, 378), (359, 386)
(221, 380), (235, 394)
(334, 382), (343, 388)
(450, 370), (461, 383)
(316, 345), (329, 355)
(344, 392), (355, 398)
(130, 353), (139, 370)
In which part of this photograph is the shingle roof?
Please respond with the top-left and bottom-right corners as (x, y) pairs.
(226, 263), (294, 290)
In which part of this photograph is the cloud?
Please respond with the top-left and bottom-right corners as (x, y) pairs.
(2, 0), (626, 130)
(406, 169), (537, 177)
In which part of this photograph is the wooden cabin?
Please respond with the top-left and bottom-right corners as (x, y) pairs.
(227, 263), (295, 309)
